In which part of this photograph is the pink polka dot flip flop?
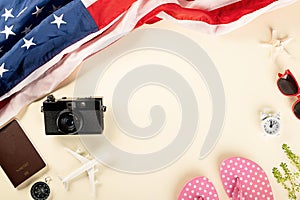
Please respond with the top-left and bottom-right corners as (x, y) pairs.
(178, 176), (219, 200)
(220, 157), (274, 200)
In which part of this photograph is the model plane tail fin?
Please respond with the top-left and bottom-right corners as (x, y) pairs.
(59, 176), (70, 190)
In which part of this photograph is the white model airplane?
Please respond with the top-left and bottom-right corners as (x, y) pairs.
(59, 148), (99, 195)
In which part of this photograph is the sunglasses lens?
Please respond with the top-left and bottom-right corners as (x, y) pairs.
(278, 74), (299, 95)
(294, 102), (300, 119)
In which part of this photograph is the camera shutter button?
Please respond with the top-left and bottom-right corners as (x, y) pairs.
(46, 95), (55, 102)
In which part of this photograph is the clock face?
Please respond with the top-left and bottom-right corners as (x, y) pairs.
(30, 181), (50, 200)
(262, 117), (280, 135)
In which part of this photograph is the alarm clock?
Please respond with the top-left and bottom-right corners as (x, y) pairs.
(260, 112), (280, 136)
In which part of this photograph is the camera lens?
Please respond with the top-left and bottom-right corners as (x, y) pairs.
(56, 110), (83, 134)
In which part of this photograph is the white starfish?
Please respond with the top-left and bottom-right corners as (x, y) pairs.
(261, 28), (292, 60)
(51, 14), (67, 29)
(21, 37), (36, 50)
(0, 63), (8, 78)
(1, 8), (14, 21)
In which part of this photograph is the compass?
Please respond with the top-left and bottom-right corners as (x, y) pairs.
(260, 112), (280, 136)
(30, 178), (51, 200)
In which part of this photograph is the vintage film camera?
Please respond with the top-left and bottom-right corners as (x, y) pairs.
(41, 95), (106, 135)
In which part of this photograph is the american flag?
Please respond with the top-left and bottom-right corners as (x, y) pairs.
(0, 0), (296, 127)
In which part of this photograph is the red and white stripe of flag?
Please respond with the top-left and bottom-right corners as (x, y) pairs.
(0, 0), (296, 127)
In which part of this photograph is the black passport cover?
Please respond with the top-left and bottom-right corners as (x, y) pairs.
(0, 120), (46, 187)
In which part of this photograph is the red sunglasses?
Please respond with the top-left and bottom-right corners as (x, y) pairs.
(277, 69), (300, 119)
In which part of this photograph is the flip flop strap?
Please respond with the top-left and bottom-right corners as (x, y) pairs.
(232, 177), (243, 200)
(195, 196), (204, 200)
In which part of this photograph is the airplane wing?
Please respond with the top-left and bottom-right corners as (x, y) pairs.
(87, 164), (95, 195)
(65, 148), (89, 163)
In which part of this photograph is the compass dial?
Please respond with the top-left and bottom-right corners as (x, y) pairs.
(30, 181), (50, 200)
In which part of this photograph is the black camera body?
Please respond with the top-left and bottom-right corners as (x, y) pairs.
(41, 95), (106, 135)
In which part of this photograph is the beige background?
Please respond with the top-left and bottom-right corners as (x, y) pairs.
(2, 1), (300, 199)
